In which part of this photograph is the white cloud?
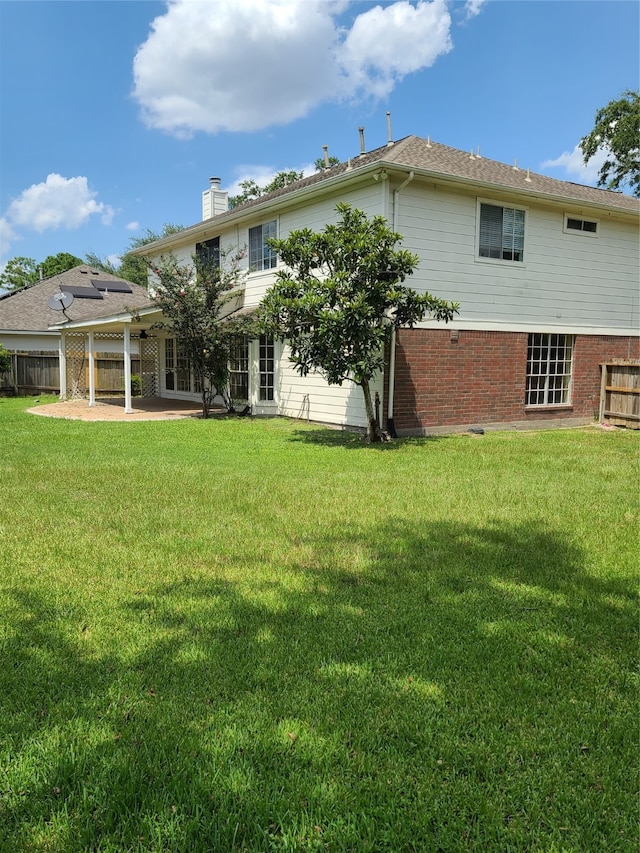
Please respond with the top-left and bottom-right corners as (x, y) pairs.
(126, 221), (140, 231)
(340, 0), (452, 99)
(6, 174), (115, 233)
(106, 254), (122, 268)
(541, 144), (607, 185)
(0, 217), (19, 258)
(464, 0), (486, 19)
(133, 0), (458, 136)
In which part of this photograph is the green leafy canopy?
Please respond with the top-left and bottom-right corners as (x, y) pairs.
(260, 204), (458, 439)
(580, 90), (640, 197)
(0, 252), (83, 292)
(147, 249), (254, 418)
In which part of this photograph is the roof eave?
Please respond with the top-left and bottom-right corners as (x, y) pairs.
(409, 168), (639, 218)
(49, 304), (162, 332)
(128, 161), (393, 256)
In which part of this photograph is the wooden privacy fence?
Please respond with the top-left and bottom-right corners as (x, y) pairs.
(95, 354), (141, 394)
(0, 351), (141, 396)
(0, 351), (59, 394)
(599, 361), (640, 429)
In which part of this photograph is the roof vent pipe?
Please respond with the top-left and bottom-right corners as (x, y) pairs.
(359, 126), (366, 156)
(322, 145), (330, 168)
(209, 176), (221, 189)
(386, 111), (393, 146)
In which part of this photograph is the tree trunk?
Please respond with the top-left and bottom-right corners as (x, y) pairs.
(361, 378), (383, 442)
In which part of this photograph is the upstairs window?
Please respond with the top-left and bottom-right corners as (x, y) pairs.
(479, 203), (525, 262)
(195, 236), (220, 268)
(564, 216), (598, 235)
(249, 220), (277, 271)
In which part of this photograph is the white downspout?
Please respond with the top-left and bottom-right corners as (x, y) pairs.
(123, 323), (133, 414)
(88, 331), (96, 407)
(59, 332), (67, 401)
(387, 171), (414, 434)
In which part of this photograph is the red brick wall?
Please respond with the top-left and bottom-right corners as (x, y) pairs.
(388, 329), (639, 432)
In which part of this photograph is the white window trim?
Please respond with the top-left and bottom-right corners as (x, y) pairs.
(475, 198), (528, 267)
(250, 336), (278, 410)
(525, 333), (574, 408)
(248, 218), (278, 272)
(563, 214), (599, 237)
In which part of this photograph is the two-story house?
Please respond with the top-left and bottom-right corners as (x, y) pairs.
(53, 135), (639, 432)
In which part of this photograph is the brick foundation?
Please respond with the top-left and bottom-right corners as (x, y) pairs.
(387, 329), (639, 434)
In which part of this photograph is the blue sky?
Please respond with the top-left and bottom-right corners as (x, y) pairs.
(0, 0), (637, 272)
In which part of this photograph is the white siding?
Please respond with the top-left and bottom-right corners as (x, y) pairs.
(148, 181), (385, 308)
(276, 345), (382, 430)
(145, 171), (637, 428)
(0, 332), (59, 352)
(395, 180), (639, 333)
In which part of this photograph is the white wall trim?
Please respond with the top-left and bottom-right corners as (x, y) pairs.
(409, 319), (639, 336)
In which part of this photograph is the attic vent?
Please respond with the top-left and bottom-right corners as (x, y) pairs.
(565, 216), (598, 234)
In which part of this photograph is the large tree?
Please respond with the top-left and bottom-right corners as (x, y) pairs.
(86, 224), (184, 288)
(228, 171), (304, 208)
(147, 250), (254, 419)
(0, 252), (82, 292)
(580, 90), (640, 197)
(260, 203), (459, 441)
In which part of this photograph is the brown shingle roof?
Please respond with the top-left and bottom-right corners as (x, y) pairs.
(380, 136), (639, 212)
(245, 134), (639, 213)
(135, 135), (637, 256)
(0, 266), (154, 333)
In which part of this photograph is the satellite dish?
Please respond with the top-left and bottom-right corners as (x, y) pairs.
(47, 291), (74, 311)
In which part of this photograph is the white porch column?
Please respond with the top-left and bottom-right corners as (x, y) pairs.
(58, 332), (67, 401)
(123, 323), (133, 414)
(88, 331), (96, 407)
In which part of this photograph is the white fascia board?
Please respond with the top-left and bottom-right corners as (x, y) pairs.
(411, 317), (639, 336)
(48, 305), (162, 332)
(1, 329), (59, 336)
(405, 169), (639, 222)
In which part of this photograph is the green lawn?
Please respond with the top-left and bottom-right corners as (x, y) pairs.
(1, 397), (637, 852)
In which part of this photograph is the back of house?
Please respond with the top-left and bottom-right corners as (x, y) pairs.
(118, 135), (640, 432)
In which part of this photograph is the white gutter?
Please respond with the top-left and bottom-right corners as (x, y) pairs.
(387, 171), (415, 432)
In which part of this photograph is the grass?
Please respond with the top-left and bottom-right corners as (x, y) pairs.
(0, 396), (637, 852)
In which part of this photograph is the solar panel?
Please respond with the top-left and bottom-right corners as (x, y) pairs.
(62, 285), (103, 299)
(91, 280), (132, 293)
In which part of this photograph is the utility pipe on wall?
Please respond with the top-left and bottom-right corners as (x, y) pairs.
(387, 171), (415, 436)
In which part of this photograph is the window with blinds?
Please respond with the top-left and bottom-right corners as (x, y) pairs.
(479, 203), (525, 262)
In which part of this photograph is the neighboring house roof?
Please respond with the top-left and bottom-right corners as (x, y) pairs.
(0, 266), (154, 333)
(134, 135), (639, 255)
